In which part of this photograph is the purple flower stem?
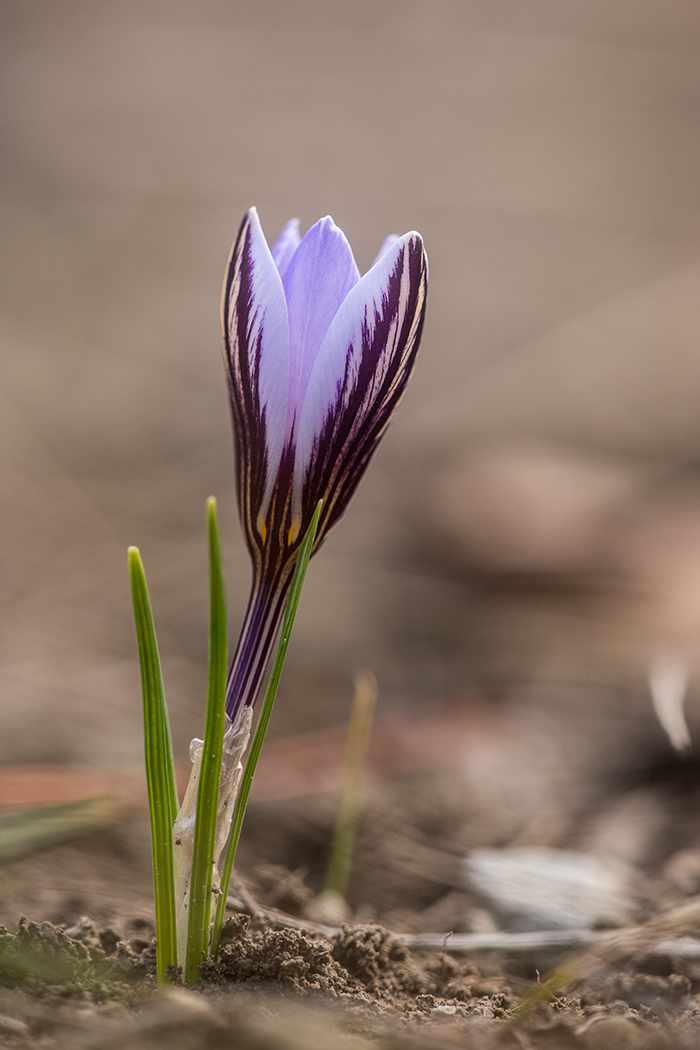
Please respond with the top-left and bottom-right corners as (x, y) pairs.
(225, 571), (293, 724)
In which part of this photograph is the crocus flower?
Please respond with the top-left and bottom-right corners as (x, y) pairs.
(222, 208), (428, 722)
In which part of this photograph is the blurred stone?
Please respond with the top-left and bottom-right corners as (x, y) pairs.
(576, 1014), (647, 1050)
(663, 848), (700, 897)
(649, 656), (691, 753)
(581, 787), (669, 870)
(0, 1014), (29, 1036)
(430, 1004), (457, 1019)
(419, 891), (473, 933)
(466, 908), (499, 935)
(465, 847), (635, 931)
(309, 889), (353, 926)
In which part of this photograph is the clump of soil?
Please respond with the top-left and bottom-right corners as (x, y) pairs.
(203, 914), (517, 1046)
(204, 914), (354, 993)
(202, 912), (501, 1019)
(0, 917), (146, 1005)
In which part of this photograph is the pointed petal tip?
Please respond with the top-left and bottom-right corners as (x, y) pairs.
(303, 214), (343, 239)
(271, 217), (302, 276)
(401, 230), (425, 250)
(370, 230), (427, 280)
(276, 215), (301, 234)
(235, 207), (263, 243)
(293, 216), (357, 264)
(400, 230), (429, 276)
(280, 213), (361, 429)
(369, 231), (426, 273)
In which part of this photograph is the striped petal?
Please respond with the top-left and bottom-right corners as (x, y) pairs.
(281, 216), (360, 444)
(293, 231), (428, 537)
(222, 208), (291, 547)
(270, 218), (301, 278)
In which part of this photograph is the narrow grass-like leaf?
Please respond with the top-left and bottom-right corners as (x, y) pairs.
(184, 499), (228, 984)
(210, 499), (323, 955)
(324, 670), (377, 899)
(128, 547), (178, 986)
(0, 798), (125, 863)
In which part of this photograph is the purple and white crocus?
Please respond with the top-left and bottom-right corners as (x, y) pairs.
(223, 208), (428, 723)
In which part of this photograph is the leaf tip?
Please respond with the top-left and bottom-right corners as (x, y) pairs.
(128, 546), (142, 567)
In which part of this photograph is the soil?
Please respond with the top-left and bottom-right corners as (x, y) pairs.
(4, 715), (700, 1048)
(2, 901), (700, 1049)
(4, 777), (700, 1050)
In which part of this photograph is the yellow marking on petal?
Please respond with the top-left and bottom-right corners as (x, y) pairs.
(287, 521), (300, 545)
(258, 520), (267, 544)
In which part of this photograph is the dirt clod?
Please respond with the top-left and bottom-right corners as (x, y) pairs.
(0, 918), (145, 1005)
(204, 923), (352, 994)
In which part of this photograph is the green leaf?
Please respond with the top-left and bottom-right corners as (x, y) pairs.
(184, 498), (228, 984)
(210, 499), (323, 956)
(129, 546), (178, 986)
(0, 798), (124, 862)
(324, 670), (377, 899)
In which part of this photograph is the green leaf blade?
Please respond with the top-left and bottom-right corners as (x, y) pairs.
(128, 546), (178, 985)
(184, 499), (228, 984)
(324, 670), (377, 899)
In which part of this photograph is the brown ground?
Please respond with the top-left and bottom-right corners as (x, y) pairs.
(3, 845), (700, 1048)
(3, 739), (700, 1046)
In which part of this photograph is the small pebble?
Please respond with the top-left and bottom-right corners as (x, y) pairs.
(309, 889), (352, 925)
(430, 1005), (457, 1018)
(576, 1014), (646, 1049)
(157, 988), (216, 1019)
(0, 1014), (29, 1036)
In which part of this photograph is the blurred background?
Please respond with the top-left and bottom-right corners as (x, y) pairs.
(3, 0), (700, 923)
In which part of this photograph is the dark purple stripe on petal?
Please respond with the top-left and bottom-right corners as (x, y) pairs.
(297, 233), (428, 546)
(222, 209), (290, 570)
